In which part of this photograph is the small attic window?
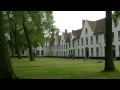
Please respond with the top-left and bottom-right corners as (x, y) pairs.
(86, 28), (87, 34)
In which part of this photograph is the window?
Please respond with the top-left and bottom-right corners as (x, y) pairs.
(119, 46), (120, 56)
(91, 48), (93, 56)
(64, 44), (65, 49)
(118, 31), (120, 41)
(77, 39), (79, 46)
(62, 40), (63, 43)
(78, 49), (79, 57)
(66, 44), (67, 49)
(82, 49), (84, 56)
(41, 50), (44, 55)
(81, 38), (83, 46)
(73, 41), (74, 47)
(96, 47), (99, 56)
(91, 36), (93, 44)
(22, 51), (24, 55)
(37, 50), (39, 55)
(86, 28), (87, 34)
(66, 51), (67, 56)
(62, 45), (63, 49)
(96, 35), (98, 44)
(86, 37), (88, 45)
(112, 32), (114, 42)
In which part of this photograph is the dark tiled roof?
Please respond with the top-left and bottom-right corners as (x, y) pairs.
(87, 20), (96, 31)
(63, 32), (70, 41)
(72, 30), (77, 36)
(65, 34), (70, 43)
(57, 35), (61, 44)
(72, 29), (81, 37)
(94, 18), (105, 35)
(76, 29), (82, 38)
(65, 29), (82, 42)
(49, 38), (55, 46)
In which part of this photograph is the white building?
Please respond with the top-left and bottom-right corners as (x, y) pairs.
(10, 18), (120, 60)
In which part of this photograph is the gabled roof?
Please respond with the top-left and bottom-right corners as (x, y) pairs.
(87, 20), (96, 31)
(65, 29), (82, 42)
(94, 18), (105, 35)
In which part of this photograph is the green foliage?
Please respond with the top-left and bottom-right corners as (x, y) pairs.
(3, 11), (59, 48)
(112, 11), (120, 27)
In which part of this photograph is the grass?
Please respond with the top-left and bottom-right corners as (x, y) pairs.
(11, 57), (120, 79)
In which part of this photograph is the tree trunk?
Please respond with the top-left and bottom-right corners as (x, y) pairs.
(104, 11), (116, 71)
(0, 11), (17, 79)
(36, 47), (37, 58)
(10, 29), (15, 58)
(23, 22), (35, 61)
(13, 25), (21, 59)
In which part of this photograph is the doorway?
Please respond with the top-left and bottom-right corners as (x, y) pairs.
(85, 47), (89, 59)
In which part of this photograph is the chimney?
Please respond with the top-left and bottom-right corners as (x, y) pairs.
(65, 29), (67, 33)
(82, 20), (85, 28)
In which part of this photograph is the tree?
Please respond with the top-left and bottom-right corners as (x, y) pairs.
(4, 11), (59, 61)
(112, 11), (120, 27)
(0, 11), (17, 79)
(21, 11), (59, 61)
(21, 11), (35, 61)
(9, 27), (15, 58)
(4, 11), (22, 59)
(104, 11), (116, 71)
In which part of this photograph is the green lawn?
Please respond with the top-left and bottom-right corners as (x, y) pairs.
(11, 58), (120, 79)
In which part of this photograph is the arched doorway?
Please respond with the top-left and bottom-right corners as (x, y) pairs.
(85, 47), (89, 59)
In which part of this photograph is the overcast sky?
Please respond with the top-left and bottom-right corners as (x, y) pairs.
(53, 11), (105, 35)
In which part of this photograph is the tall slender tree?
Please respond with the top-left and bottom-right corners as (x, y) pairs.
(104, 11), (116, 71)
(0, 11), (17, 79)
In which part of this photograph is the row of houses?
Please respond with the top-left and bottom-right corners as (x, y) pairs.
(10, 18), (120, 60)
